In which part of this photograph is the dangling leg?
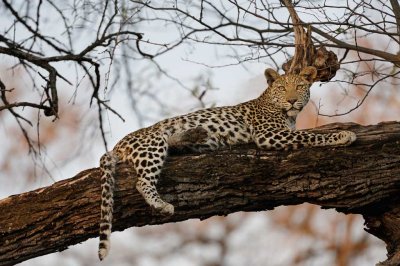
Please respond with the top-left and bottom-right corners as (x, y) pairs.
(133, 136), (174, 215)
(136, 173), (174, 215)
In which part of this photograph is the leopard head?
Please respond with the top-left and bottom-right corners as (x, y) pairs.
(264, 66), (317, 117)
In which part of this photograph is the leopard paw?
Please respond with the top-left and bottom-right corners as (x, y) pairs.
(337, 130), (357, 146)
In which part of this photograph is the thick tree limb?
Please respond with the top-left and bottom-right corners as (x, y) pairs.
(1, 122), (400, 265)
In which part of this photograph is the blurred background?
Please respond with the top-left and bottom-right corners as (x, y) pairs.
(1, 0), (399, 265)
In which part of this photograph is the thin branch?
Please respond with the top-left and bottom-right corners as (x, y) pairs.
(389, 0), (400, 43)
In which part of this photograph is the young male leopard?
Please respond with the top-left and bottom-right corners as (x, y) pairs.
(98, 66), (356, 260)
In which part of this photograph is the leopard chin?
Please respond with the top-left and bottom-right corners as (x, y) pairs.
(287, 109), (300, 117)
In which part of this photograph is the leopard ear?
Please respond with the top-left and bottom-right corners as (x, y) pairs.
(299, 66), (317, 83)
(264, 68), (280, 86)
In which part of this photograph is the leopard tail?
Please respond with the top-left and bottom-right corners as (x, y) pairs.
(98, 151), (118, 260)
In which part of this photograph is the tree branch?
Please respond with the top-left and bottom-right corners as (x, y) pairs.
(389, 0), (400, 41)
(1, 122), (400, 265)
(310, 25), (400, 67)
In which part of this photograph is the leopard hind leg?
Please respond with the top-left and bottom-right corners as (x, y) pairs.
(134, 135), (174, 215)
(98, 151), (119, 260)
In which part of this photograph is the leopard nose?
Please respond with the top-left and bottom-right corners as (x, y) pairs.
(287, 99), (297, 104)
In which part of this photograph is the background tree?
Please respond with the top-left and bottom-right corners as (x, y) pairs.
(0, 0), (399, 265)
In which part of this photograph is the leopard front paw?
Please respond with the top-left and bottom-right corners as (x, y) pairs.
(336, 130), (356, 146)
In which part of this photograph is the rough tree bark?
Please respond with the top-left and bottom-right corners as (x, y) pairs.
(1, 121), (400, 266)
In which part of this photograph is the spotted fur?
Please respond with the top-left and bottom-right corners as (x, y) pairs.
(98, 66), (356, 260)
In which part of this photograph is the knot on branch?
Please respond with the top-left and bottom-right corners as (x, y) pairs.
(283, 46), (340, 82)
(281, 0), (340, 82)
(43, 106), (58, 117)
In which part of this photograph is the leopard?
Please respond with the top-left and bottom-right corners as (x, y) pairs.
(98, 66), (356, 260)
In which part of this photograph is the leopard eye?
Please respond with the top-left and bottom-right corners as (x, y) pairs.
(278, 86), (286, 91)
(296, 85), (304, 90)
